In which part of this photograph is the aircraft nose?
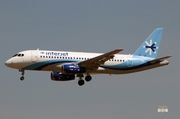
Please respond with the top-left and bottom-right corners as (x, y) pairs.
(5, 59), (12, 67)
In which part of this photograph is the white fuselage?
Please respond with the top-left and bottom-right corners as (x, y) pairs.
(5, 49), (169, 75)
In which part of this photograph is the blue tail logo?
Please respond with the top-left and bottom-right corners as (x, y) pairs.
(144, 39), (158, 55)
(133, 28), (163, 58)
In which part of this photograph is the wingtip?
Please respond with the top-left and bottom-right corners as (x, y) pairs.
(166, 56), (172, 58)
(116, 49), (123, 51)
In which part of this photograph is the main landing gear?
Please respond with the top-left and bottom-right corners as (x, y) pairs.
(85, 75), (92, 82)
(19, 69), (25, 81)
(78, 78), (85, 86)
(77, 75), (92, 86)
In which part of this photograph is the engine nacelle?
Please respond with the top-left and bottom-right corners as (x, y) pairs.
(63, 64), (86, 73)
(51, 72), (75, 81)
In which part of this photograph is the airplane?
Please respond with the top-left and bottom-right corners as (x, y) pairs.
(5, 28), (171, 86)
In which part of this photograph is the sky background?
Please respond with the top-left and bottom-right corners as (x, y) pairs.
(0, 0), (179, 119)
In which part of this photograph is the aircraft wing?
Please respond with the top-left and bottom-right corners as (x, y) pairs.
(148, 56), (171, 64)
(78, 49), (123, 70)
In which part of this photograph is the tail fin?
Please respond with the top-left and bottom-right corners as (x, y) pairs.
(133, 28), (163, 58)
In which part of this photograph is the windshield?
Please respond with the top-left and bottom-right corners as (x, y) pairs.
(12, 54), (18, 57)
(12, 54), (24, 57)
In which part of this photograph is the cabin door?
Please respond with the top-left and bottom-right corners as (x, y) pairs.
(31, 51), (38, 62)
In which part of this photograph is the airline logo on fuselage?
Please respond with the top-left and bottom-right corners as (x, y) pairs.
(40, 51), (68, 56)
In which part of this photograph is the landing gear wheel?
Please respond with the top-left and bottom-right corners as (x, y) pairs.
(20, 77), (24, 81)
(78, 80), (85, 86)
(85, 75), (92, 82)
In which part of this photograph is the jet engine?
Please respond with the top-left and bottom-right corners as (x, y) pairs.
(51, 72), (75, 81)
(62, 64), (86, 73)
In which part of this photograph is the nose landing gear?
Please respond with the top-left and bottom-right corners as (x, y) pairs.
(19, 69), (25, 81)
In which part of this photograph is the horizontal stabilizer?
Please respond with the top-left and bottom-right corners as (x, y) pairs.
(148, 56), (171, 64)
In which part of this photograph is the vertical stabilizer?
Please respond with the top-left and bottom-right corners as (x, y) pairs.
(133, 28), (163, 58)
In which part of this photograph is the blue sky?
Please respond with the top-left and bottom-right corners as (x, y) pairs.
(0, 1), (179, 119)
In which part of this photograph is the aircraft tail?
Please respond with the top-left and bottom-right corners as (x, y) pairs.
(133, 28), (163, 58)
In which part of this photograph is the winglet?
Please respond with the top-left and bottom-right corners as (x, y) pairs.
(112, 49), (123, 54)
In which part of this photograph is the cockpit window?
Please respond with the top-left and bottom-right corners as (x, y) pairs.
(12, 54), (24, 57)
(12, 54), (18, 57)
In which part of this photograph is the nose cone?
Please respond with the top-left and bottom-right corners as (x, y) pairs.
(5, 59), (12, 68)
(5, 57), (24, 69)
